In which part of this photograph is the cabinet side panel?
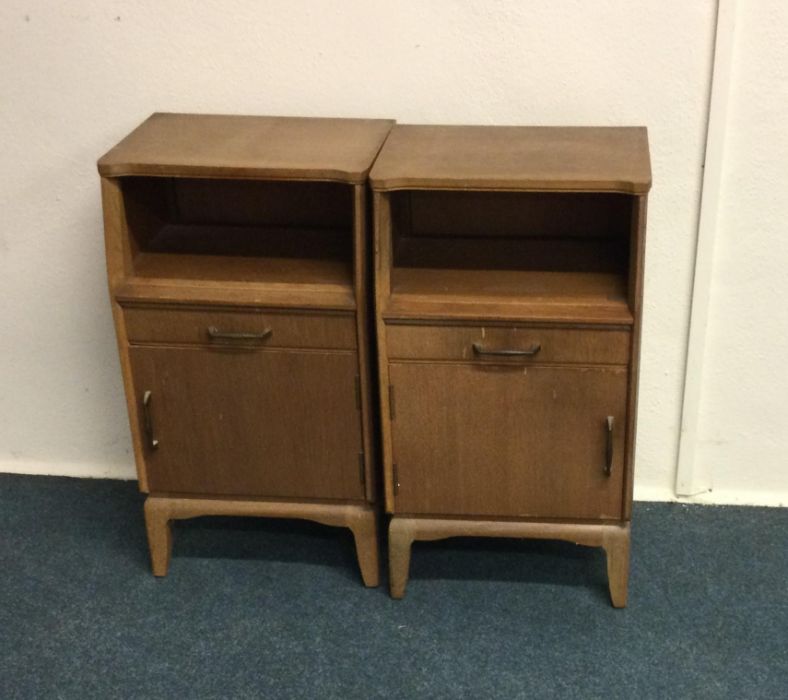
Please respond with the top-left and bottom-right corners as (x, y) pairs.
(354, 184), (376, 501)
(623, 194), (648, 519)
(101, 177), (135, 287)
(101, 177), (149, 491)
(374, 192), (396, 511)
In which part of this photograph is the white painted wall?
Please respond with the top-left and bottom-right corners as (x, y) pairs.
(0, 0), (771, 505)
(690, 0), (788, 506)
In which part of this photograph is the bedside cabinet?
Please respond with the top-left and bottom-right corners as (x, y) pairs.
(369, 125), (651, 606)
(99, 113), (393, 585)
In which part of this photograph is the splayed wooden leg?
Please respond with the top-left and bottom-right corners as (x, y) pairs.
(144, 496), (173, 577)
(349, 508), (380, 587)
(603, 523), (631, 608)
(389, 517), (414, 599)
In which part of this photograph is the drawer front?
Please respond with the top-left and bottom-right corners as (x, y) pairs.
(124, 306), (357, 350)
(389, 362), (627, 519)
(387, 323), (630, 365)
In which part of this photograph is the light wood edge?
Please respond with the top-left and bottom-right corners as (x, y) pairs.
(381, 305), (634, 326)
(144, 496), (380, 587)
(353, 184), (376, 501)
(125, 342), (357, 356)
(118, 300), (356, 316)
(384, 318), (633, 331)
(373, 192), (396, 511)
(97, 114), (395, 182)
(101, 176), (149, 491)
(388, 516), (630, 607)
(385, 359), (628, 370)
(623, 195), (647, 520)
(97, 165), (374, 184)
(114, 280), (356, 311)
(369, 182), (651, 195)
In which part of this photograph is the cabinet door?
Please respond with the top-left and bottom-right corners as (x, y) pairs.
(389, 363), (627, 519)
(130, 347), (364, 500)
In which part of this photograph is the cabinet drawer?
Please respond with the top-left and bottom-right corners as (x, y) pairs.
(124, 306), (357, 350)
(387, 323), (630, 365)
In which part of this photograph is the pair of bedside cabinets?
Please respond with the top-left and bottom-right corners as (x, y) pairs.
(98, 114), (651, 607)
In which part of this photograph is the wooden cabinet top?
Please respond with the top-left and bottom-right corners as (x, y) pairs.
(369, 125), (651, 194)
(98, 113), (394, 183)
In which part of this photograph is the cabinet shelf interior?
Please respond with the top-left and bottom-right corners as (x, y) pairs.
(121, 177), (355, 291)
(387, 190), (634, 319)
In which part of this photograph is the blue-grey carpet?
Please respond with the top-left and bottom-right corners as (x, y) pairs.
(0, 474), (786, 699)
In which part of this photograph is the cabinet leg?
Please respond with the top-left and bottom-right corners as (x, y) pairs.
(603, 524), (631, 608)
(388, 518), (414, 599)
(349, 509), (380, 588)
(144, 497), (172, 577)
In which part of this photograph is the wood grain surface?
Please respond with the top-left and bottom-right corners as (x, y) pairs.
(370, 122), (648, 607)
(386, 323), (631, 364)
(129, 346), (365, 500)
(98, 113), (394, 182)
(385, 268), (632, 325)
(388, 362), (627, 519)
(370, 125), (651, 193)
(101, 114), (386, 588)
(145, 496), (380, 587)
(124, 305), (357, 349)
(388, 517), (630, 606)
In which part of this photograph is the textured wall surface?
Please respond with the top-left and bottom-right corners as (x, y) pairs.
(0, 1), (724, 498)
(694, 1), (788, 505)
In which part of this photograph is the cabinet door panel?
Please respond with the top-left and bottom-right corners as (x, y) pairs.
(130, 347), (364, 500)
(390, 362), (627, 519)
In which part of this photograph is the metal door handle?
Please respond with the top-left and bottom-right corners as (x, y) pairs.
(142, 390), (159, 450)
(472, 342), (541, 357)
(207, 326), (272, 342)
(604, 416), (614, 476)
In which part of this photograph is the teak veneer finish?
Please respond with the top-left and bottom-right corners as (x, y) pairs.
(145, 497), (379, 587)
(99, 113), (393, 183)
(369, 125), (651, 193)
(129, 346), (364, 499)
(389, 363), (628, 520)
(371, 124), (651, 606)
(100, 114), (393, 586)
(388, 518), (630, 606)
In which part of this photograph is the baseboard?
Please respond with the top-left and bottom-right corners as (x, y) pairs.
(0, 459), (136, 481)
(634, 484), (787, 508)
(2, 461), (786, 508)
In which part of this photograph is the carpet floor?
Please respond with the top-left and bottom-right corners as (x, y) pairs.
(0, 474), (786, 699)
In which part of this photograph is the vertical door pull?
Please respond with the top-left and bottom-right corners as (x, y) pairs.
(604, 416), (614, 476)
(142, 390), (159, 450)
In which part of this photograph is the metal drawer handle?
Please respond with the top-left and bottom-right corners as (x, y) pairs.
(604, 416), (614, 476)
(472, 342), (541, 357)
(207, 326), (272, 342)
(142, 390), (159, 451)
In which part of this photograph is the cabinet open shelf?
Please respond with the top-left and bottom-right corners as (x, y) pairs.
(116, 175), (356, 308)
(144, 223), (350, 259)
(123, 252), (354, 308)
(382, 188), (635, 323)
(386, 268), (631, 324)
